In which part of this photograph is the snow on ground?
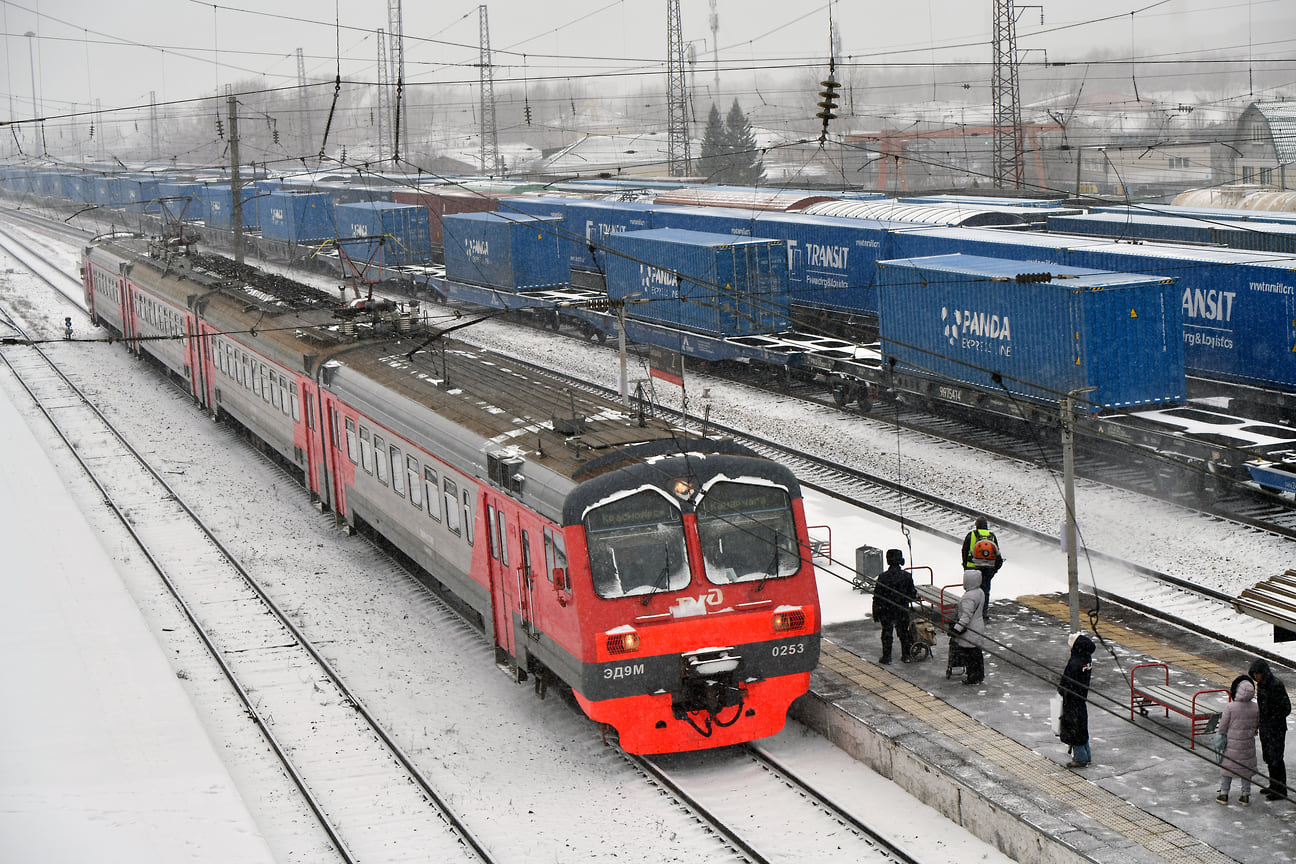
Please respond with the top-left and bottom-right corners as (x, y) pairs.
(0, 230), (1025, 862)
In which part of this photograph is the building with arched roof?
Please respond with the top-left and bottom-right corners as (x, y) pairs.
(1236, 101), (1296, 189)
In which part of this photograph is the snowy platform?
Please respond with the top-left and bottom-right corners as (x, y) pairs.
(801, 593), (1296, 864)
(0, 384), (277, 863)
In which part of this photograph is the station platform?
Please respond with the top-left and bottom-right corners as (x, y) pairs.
(794, 591), (1296, 864)
(0, 380), (278, 862)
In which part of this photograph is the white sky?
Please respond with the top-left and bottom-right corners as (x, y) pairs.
(1, 0), (1292, 123)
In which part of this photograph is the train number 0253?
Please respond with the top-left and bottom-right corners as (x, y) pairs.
(771, 642), (806, 657)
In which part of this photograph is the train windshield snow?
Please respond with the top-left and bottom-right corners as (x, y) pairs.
(696, 482), (799, 584)
(585, 490), (689, 599)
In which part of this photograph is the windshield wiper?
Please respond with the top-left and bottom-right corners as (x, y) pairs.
(641, 546), (672, 606)
(755, 537), (782, 593)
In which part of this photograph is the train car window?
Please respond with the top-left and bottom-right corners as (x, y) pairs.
(374, 436), (388, 484)
(424, 467), (441, 522)
(463, 490), (474, 545)
(486, 504), (499, 559)
(583, 490), (688, 599)
(497, 510), (508, 566)
(251, 362), (261, 396)
(268, 373), (279, 409)
(389, 446), (403, 497)
(359, 426), (373, 473)
(521, 529), (533, 577)
(261, 366), (270, 403)
(345, 417), (358, 463)
(444, 479), (461, 535)
(290, 382), (300, 422)
(407, 457), (422, 509)
(303, 390), (313, 430)
(696, 482), (799, 584)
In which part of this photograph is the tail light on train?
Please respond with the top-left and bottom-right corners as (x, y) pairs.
(605, 628), (641, 656)
(772, 608), (808, 632)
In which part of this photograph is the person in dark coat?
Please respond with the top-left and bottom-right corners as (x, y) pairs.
(1058, 632), (1095, 768)
(872, 548), (918, 664)
(961, 516), (1002, 620)
(1248, 658), (1291, 800)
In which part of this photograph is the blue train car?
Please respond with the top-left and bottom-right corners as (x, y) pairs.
(442, 212), (567, 291)
(334, 201), (432, 267)
(875, 254), (1184, 412)
(604, 228), (790, 337)
(260, 190), (334, 243)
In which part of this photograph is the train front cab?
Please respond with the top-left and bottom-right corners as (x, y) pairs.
(557, 451), (821, 754)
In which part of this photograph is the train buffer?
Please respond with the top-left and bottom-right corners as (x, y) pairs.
(1129, 662), (1229, 749)
(1233, 568), (1296, 644)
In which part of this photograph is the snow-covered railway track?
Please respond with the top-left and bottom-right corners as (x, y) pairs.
(637, 742), (920, 864)
(0, 221), (87, 308)
(0, 306), (492, 864)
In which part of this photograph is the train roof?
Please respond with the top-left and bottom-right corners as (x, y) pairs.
(802, 199), (1029, 227)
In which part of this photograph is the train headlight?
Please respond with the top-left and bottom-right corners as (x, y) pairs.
(772, 609), (807, 632)
(671, 477), (695, 500)
(605, 629), (642, 655)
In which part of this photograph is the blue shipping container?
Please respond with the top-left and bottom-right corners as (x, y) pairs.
(260, 191), (335, 243)
(1047, 211), (1296, 255)
(443, 212), (568, 291)
(562, 200), (657, 272)
(157, 182), (203, 220)
(335, 201), (433, 266)
(875, 254), (1184, 412)
(603, 228), (791, 337)
(200, 184), (262, 230)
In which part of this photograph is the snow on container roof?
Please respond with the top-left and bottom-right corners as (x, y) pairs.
(802, 199), (1028, 227)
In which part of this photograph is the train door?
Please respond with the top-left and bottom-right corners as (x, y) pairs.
(484, 496), (521, 662)
(298, 378), (325, 505)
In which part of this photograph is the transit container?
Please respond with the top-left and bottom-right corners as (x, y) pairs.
(121, 175), (162, 213)
(1047, 211), (1296, 255)
(1058, 240), (1296, 393)
(390, 188), (500, 247)
(603, 228), (791, 337)
(334, 201), (432, 266)
(562, 200), (657, 272)
(442, 212), (568, 291)
(874, 253), (1184, 412)
(259, 190), (335, 243)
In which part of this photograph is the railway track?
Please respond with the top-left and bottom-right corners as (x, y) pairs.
(0, 302), (493, 864)
(635, 740), (922, 864)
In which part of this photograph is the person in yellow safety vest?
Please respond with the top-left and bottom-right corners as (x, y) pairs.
(961, 516), (1003, 621)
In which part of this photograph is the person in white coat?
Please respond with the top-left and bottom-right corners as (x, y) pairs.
(951, 568), (986, 685)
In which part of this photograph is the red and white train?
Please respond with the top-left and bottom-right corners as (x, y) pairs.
(81, 236), (822, 754)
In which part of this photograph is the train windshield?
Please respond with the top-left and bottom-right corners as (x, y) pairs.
(585, 490), (689, 599)
(696, 482), (799, 584)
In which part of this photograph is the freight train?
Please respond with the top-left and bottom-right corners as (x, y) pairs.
(79, 234), (822, 755)
(9, 163), (1296, 495)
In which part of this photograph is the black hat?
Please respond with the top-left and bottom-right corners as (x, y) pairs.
(886, 548), (904, 565)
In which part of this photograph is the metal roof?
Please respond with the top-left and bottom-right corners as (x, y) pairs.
(801, 199), (1027, 227)
(1245, 101), (1296, 166)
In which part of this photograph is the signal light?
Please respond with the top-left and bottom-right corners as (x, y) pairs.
(773, 608), (807, 632)
(605, 629), (641, 655)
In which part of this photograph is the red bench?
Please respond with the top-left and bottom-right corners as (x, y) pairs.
(1129, 662), (1230, 749)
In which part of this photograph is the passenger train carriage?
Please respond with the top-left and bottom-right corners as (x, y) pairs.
(81, 236), (821, 754)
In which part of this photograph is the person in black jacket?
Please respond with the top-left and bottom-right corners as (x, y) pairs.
(1248, 658), (1291, 800)
(1058, 632), (1095, 769)
(872, 549), (918, 665)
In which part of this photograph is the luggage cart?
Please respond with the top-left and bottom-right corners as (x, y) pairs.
(906, 609), (937, 661)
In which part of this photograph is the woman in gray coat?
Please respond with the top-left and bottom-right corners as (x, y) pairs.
(1217, 677), (1260, 805)
(951, 568), (986, 685)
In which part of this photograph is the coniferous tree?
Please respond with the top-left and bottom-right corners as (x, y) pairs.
(724, 99), (765, 185)
(699, 103), (728, 182)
